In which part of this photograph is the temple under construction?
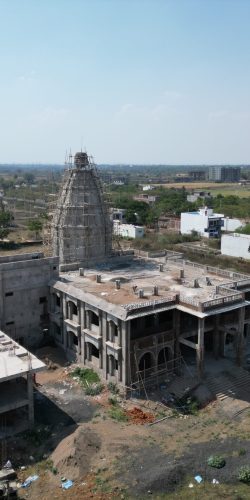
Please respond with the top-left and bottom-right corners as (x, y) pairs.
(51, 151), (112, 270)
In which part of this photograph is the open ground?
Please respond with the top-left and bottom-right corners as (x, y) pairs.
(5, 346), (250, 500)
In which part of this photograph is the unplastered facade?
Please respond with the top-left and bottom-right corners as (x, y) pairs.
(49, 258), (250, 388)
(51, 152), (112, 271)
(0, 253), (59, 346)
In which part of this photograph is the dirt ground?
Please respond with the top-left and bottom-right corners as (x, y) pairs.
(3, 348), (250, 500)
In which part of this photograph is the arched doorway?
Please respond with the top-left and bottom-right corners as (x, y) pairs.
(139, 352), (154, 373)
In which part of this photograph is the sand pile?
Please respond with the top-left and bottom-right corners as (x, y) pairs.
(51, 426), (101, 480)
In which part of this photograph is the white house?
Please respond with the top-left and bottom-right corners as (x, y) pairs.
(221, 217), (245, 232)
(181, 207), (224, 238)
(221, 233), (250, 260)
(113, 222), (144, 239)
(142, 185), (155, 191)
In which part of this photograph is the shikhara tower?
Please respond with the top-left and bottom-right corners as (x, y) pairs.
(51, 151), (112, 269)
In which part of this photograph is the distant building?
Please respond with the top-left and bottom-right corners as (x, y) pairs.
(181, 207), (224, 238)
(113, 222), (144, 239)
(188, 171), (207, 181)
(110, 208), (127, 223)
(187, 191), (211, 203)
(222, 217), (245, 232)
(133, 194), (159, 204)
(221, 233), (250, 260)
(158, 215), (180, 233)
(208, 166), (241, 183)
(141, 185), (155, 191)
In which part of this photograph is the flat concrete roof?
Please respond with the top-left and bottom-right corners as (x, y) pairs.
(51, 258), (250, 319)
(0, 331), (45, 382)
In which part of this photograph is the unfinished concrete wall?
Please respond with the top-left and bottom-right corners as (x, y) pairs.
(0, 255), (59, 346)
(51, 152), (112, 269)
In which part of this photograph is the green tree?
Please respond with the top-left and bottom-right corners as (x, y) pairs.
(28, 219), (43, 240)
(23, 172), (35, 184)
(0, 209), (13, 240)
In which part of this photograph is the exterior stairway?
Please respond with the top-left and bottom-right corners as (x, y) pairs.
(206, 368), (250, 403)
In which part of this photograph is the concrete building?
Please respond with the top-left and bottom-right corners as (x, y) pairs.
(51, 151), (112, 271)
(141, 185), (155, 191)
(187, 191), (211, 203)
(133, 194), (160, 204)
(113, 222), (144, 239)
(222, 217), (244, 232)
(0, 252), (59, 346)
(208, 166), (241, 183)
(188, 170), (207, 181)
(221, 233), (250, 260)
(110, 208), (127, 223)
(49, 256), (250, 389)
(0, 330), (45, 437)
(157, 215), (180, 233)
(181, 208), (224, 238)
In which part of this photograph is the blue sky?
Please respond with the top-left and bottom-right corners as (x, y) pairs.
(0, 0), (249, 164)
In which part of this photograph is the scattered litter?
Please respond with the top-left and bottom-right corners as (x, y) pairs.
(212, 479), (219, 484)
(3, 460), (12, 469)
(59, 389), (67, 395)
(22, 475), (39, 488)
(20, 466), (26, 471)
(194, 475), (202, 483)
(188, 483), (194, 488)
(81, 482), (87, 486)
(61, 479), (73, 490)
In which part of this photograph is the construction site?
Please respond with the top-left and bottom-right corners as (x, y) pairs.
(0, 151), (250, 498)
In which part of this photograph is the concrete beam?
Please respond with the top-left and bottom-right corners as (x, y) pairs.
(179, 337), (197, 350)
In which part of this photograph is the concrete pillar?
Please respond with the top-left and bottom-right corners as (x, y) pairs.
(80, 302), (85, 363)
(99, 311), (103, 370)
(102, 313), (108, 379)
(213, 315), (220, 360)
(121, 320), (130, 386)
(62, 295), (68, 348)
(154, 312), (160, 329)
(118, 321), (122, 346)
(27, 372), (34, 426)
(174, 309), (181, 360)
(236, 307), (245, 366)
(197, 318), (204, 379)
(86, 342), (91, 361)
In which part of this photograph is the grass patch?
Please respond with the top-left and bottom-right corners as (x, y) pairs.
(22, 426), (51, 446)
(238, 448), (247, 457)
(85, 383), (104, 396)
(108, 396), (119, 406)
(71, 367), (103, 395)
(238, 466), (250, 484)
(207, 455), (226, 469)
(108, 406), (128, 422)
(71, 367), (100, 385)
(107, 381), (120, 394)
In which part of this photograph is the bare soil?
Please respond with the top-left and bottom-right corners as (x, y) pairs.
(3, 348), (250, 500)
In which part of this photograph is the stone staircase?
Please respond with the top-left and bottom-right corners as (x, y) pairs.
(206, 368), (250, 403)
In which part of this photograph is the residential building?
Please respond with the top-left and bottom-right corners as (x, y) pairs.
(221, 233), (250, 260)
(208, 166), (241, 183)
(113, 222), (144, 239)
(181, 208), (224, 238)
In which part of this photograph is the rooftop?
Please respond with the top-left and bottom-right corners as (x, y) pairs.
(0, 331), (45, 382)
(51, 257), (250, 319)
